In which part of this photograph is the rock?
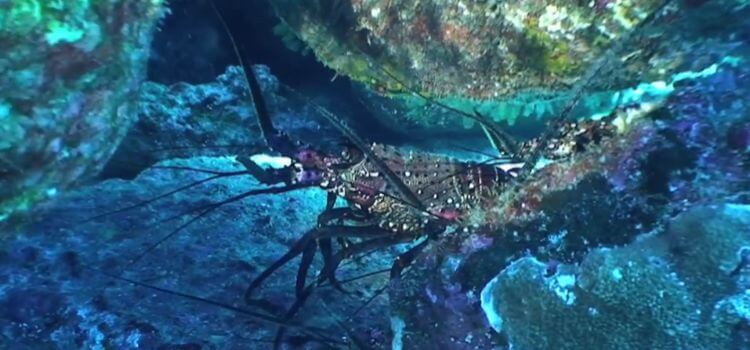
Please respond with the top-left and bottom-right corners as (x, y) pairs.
(480, 204), (750, 350)
(0, 156), (395, 348)
(0, 0), (166, 222)
(272, 0), (671, 98)
(269, 0), (750, 132)
(101, 65), (345, 179)
(386, 58), (750, 349)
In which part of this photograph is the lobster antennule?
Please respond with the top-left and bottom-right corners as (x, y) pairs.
(473, 109), (519, 158)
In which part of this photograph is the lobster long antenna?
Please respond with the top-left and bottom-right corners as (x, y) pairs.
(210, 0), (296, 155)
(516, 0), (676, 180)
(80, 170), (250, 223)
(84, 266), (346, 347)
(148, 143), (257, 153)
(210, 0), (425, 211)
(149, 166), (248, 175)
(124, 183), (310, 269)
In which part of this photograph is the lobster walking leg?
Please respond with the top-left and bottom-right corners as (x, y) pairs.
(275, 234), (405, 350)
(295, 193), (338, 298)
(245, 225), (390, 304)
(272, 283), (316, 350)
(317, 207), (367, 226)
(390, 238), (431, 280)
(296, 240), (317, 299)
(318, 237), (341, 292)
(319, 234), (411, 290)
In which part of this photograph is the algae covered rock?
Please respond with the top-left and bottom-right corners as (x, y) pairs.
(480, 204), (750, 350)
(271, 0), (750, 132)
(0, 0), (166, 222)
(272, 0), (669, 98)
(386, 56), (749, 348)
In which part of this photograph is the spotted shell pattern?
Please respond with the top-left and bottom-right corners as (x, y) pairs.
(327, 144), (513, 237)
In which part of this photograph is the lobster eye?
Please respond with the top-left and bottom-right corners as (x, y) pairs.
(296, 149), (320, 166)
(296, 170), (322, 184)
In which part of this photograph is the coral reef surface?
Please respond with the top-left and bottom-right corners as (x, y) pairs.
(481, 204), (750, 350)
(386, 44), (750, 349)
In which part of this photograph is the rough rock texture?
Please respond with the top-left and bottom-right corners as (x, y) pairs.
(0, 0), (166, 222)
(271, 0), (750, 131)
(0, 156), (396, 348)
(102, 64), (356, 179)
(492, 59), (750, 227)
(387, 45), (750, 349)
(273, 0), (671, 97)
(481, 204), (750, 350)
(2, 2), (749, 349)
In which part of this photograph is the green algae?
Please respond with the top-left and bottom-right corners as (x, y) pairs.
(522, 19), (583, 77)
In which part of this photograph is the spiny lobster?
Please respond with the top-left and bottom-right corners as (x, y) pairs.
(231, 43), (618, 349)
(87, 1), (668, 348)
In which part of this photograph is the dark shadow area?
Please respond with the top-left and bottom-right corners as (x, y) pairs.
(148, 0), (332, 87)
(145, 0), (402, 141)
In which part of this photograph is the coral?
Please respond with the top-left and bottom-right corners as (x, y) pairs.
(490, 57), (750, 225)
(666, 204), (750, 303)
(0, 0), (166, 223)
(481, 204), (750, 350)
